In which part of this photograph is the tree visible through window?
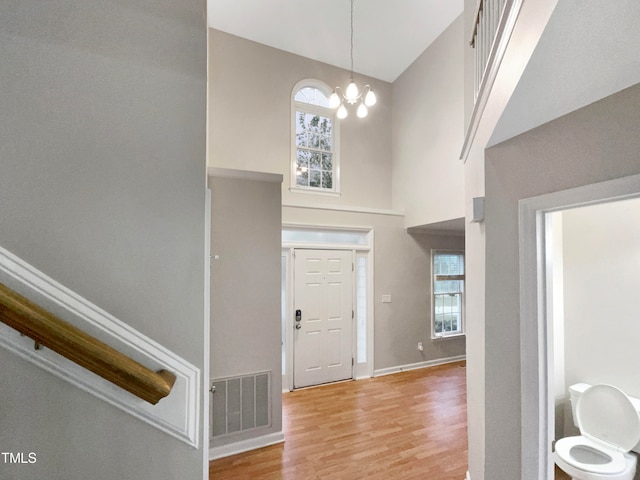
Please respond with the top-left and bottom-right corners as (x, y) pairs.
(432, 251), (465, 337)
(292, 82), (339, 193)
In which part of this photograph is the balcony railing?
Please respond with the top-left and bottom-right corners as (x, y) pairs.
(470, 0), (508, 99)
(462, 0), (524, 160)
(0, 282), (176, 405)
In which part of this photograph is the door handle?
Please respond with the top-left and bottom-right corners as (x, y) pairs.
(295, 323), (302, 330)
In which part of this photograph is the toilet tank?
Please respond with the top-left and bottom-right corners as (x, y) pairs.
(568, 382), (640, 453)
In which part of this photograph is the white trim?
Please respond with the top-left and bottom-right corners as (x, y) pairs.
(209, 431), (285, 460)
(0, 245), (200, 448)
(431, 249), (466, 339)
(373, 355), (466, 377)
(283, 202), (405, 217)
(519, 173), (640, 480)
(281, 224), (375, 387)
(283, 222), (373, 234)
(203, 188), (212, 477)
(282, 248), (294, 392)
(207, 167), (283, 184)
(289, 187), (341, 197)
(466, 470), (472, 480)
(291, 79), (341, 195)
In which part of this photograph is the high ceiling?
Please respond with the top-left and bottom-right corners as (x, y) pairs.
(208, 0), (463, 83)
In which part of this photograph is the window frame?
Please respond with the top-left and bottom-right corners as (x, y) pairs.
(431, 249), (465, 339)
(290, 79), (341, 196)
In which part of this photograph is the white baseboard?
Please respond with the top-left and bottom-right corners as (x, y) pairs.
(373, 355), (466, 377)
(209, 431), (285, 460)
(466, 470), (471, 480)
(0, 245), (200, 448)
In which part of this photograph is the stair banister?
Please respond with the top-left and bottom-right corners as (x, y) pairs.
(0, 282), (176, 405)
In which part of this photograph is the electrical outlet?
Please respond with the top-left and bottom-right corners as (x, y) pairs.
(417, 341), (424, 352)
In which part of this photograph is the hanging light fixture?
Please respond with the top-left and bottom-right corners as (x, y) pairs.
(329, 0), (376, 119)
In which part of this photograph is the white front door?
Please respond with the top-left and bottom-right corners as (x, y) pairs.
(293, 249), (353, 388)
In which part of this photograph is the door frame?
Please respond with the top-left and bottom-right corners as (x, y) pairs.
(281, 224), (374, 392)
(519, 173), (640, 479)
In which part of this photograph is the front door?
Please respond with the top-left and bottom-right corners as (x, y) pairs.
(293, 249), (353, 388)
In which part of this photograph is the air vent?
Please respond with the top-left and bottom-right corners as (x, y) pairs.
(210, 371), (271, 438)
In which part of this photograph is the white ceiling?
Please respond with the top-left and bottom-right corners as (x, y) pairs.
(208, 0), (463, 83)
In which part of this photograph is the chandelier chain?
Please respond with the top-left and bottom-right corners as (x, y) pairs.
(350, 0), (354, 78)
(329, 0), (376, 118)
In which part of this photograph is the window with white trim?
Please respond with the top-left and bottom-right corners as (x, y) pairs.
(291, 81), (340, 194)
(432, 251), (465, 338)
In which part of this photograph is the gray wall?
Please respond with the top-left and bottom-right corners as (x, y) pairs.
(208, 29), (393, 211)
(0, 2), (207, 479)
(484, 82), (640, 479)
(209, 172), (283, 447)
(392, 15), (465, 228)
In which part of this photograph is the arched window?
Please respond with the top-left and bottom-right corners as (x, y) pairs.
(291, 80), (340, 195)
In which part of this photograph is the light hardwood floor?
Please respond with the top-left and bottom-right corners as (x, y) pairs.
(209, 361), (468, 479)
(555, 465), (571, 480)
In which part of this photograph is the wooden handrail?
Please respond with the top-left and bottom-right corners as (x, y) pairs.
(0, 283), (176, 405)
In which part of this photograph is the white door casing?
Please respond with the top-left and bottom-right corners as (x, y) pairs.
(519, 173), (640, 479)
(293, 249), (353, 388)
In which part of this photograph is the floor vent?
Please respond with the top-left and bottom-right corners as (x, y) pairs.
(211, 371), (271, 438)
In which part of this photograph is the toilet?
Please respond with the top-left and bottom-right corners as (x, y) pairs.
(555, 383), (640, 480)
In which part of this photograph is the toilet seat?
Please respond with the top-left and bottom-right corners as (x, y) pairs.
(555, 384), (640, 479)
(555, 435), (626, 475)
(576, 385), (640, 453)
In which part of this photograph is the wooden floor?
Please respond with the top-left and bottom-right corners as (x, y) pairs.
(555, 465), (571, 480)
(209, 361), (467, 480)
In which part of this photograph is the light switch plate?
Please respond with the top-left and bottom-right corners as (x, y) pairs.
(381, 294), (391, 303)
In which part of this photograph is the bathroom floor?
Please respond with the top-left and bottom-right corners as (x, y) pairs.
(555, 465), (571, 479)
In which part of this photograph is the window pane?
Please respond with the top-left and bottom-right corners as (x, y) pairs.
(433, 251), (464, 336)
(308, 132), (319, 149)
(308, 114), (319, 130)
(295, 86), (330, 107)
(356, 256), (367, 363)
(434, 254), (464, 275)
(322, 153), (332, 170)
(434, 293), (462, 334)
(296, 169), (308, 186)
(291, 84), (337, 193)
(282, 228), (368, 245)
(310, 152), (321, 169)
(297, 149), (309, 168)
(309, 170), (321, 188)
(296, 111), (307, 145)
(434, 279), (462, 294)
(322, 171), (333, 189)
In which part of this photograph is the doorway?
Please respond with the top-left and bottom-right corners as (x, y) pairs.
(519, 173), (640, 479)
(281, 225), (373, 391)
(293, 249), (353, 388)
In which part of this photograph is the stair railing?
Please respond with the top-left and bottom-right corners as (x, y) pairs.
(0, 282), (175, 405)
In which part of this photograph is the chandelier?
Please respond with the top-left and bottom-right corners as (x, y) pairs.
(329, 0), (377, 119)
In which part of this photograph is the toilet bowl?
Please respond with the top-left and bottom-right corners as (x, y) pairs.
(555, 384), (640, 480)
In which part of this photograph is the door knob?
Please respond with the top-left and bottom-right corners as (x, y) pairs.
(295, 323), (302, 330)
